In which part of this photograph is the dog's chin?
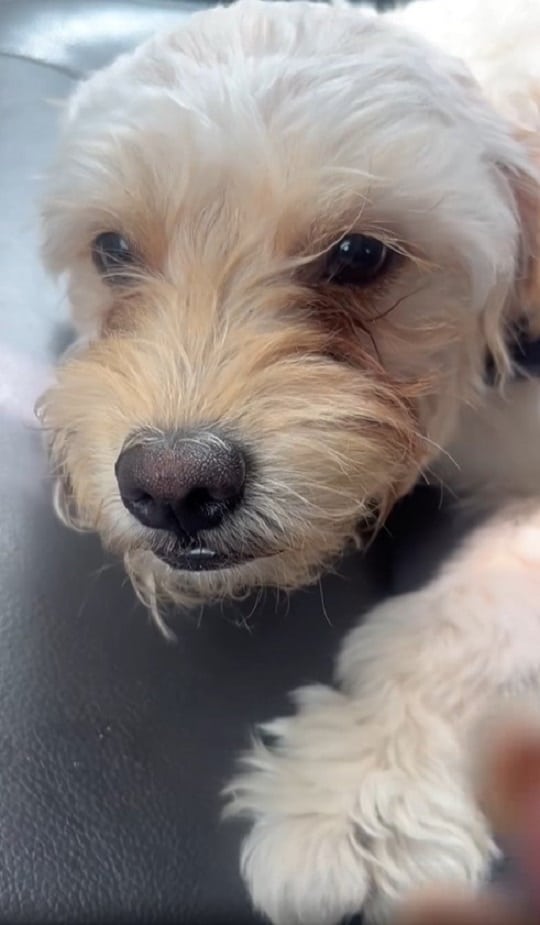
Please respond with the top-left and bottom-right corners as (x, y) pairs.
(123, 533), (339, 613)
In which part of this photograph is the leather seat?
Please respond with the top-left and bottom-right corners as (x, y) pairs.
(0, 2), (465, 922)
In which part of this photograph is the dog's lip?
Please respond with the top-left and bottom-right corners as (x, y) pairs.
(153, 545), (256, 572)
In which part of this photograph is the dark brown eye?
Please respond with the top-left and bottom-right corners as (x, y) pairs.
(325, 234), (390, 285)
(91, 232), (135, 281)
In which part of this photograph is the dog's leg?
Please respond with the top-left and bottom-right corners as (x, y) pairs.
(226, 501), (540, 925)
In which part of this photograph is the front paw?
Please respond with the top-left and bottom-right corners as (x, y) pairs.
(226, 685), (496, 925)
(240, 812), (369, 925)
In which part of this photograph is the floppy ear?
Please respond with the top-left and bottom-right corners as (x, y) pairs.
(476, 126), (540, 382)
(512, 126), (540, 334)
(448, 61), (540, 378)
(478, 100), (540, 380)
(489, 64), (540, 337)
(393, 0), (540, 369)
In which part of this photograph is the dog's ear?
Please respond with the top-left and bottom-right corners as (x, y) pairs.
(483, 141), (540, 382)
(449, 64), (540, 379)
(487, 111), (540, 380)
(490, 70), (540, 337)
(511, 125), (540, 335)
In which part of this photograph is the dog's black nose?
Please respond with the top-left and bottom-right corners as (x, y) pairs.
(115, 431), (246, 538)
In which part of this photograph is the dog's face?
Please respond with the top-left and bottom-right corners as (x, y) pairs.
(39, 0), (537, 611)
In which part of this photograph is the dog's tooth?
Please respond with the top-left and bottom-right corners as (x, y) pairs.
(187, 548), (216, 558)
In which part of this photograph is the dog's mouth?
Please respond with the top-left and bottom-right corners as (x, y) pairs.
(151, 535), (282, 572)
(154, 544), (257, 571)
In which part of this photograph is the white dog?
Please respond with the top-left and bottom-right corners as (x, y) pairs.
(39, 0), (540, 922)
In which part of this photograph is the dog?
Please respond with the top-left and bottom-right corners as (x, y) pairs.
(38, 0), (540, 921)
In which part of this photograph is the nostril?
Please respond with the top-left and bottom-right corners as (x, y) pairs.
(124, 494), (177, 533)
(131, 490), (152, 505)
(186, 487), (213, 507)
(207, 480), (243, 503)
(184, 485), (239, 511)
(176, 485), (241, 534)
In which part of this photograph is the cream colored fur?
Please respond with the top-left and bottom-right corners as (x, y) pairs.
(38, 0), (540, 921)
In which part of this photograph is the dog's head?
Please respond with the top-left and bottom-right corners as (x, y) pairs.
(38, 0), (539, 612)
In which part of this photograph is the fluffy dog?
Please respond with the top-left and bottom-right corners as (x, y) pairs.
(38, 0), (540, 921)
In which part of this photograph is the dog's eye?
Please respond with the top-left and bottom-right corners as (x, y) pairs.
(325, 234), (390, 285)
(91, 232), (135, 280)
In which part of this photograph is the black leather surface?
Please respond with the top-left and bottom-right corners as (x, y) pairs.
(0, 2), (462, 923)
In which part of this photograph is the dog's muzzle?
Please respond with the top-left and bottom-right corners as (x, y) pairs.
(115, 428), (249, 571)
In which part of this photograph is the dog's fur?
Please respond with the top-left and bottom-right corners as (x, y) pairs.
(38, 0), (540, 922)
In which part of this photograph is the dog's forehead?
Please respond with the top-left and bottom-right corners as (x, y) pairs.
(49, 0), (524, 279)
(70, 0), (465, 164)
(63, 3), (477, 222)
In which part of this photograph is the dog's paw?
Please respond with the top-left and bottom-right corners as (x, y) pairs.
(225, 684), (495, 925)
(240, 811), (368, 925)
